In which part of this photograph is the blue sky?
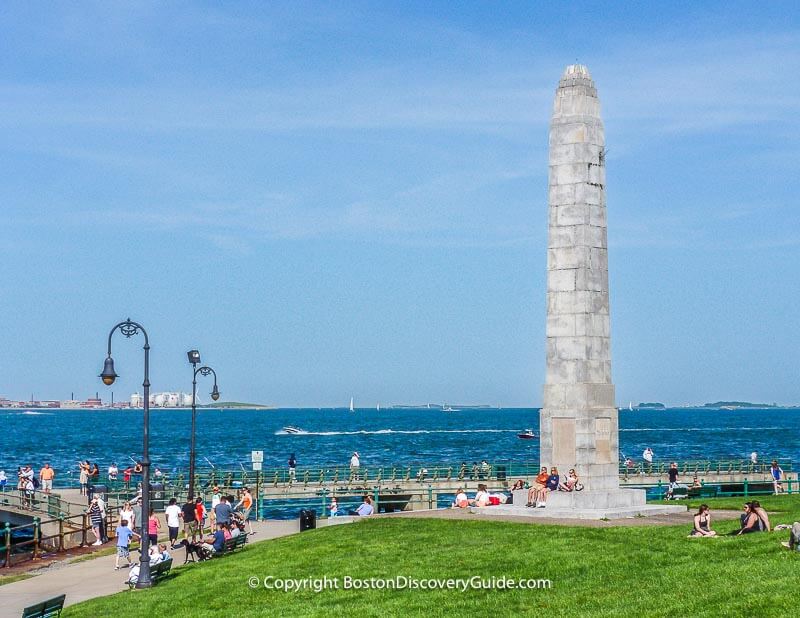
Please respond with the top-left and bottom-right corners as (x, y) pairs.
(1, 2), (799, 407)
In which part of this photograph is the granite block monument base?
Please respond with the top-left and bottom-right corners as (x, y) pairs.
(469, 489), (686, 520)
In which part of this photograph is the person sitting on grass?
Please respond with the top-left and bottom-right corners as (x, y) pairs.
(114, 519), (140, 570)
(779, 522), (800, 550)
(730, 503), (762, 535)
(689, 505), (717, 537)
(473, 484), (490, 507)
(526, 467), (549, 508)
(453, 488), (469, 508)
(201, 523), (227, 558)
(750, 500), (771, 531)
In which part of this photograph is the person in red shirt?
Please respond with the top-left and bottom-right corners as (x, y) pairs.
(195, 497), (206, 535)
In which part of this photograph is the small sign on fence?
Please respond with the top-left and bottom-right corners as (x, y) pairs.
(251, 450), (263, 463)
(252, 462), (262, 471)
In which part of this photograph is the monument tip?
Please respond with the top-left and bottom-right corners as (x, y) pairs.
(562, 64), (591, 80)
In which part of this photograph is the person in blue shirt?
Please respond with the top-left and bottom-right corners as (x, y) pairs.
(201, 523), (227, 557)
(546, 468), (560, 491)
(114, 519), (140, 570)
(355, 496), (374, 516)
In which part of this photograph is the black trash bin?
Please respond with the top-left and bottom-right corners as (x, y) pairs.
(299, 509), (316, 531)
(496, 465), (507, 481)
(149, 483), (165, 511)
(87, 484), (108, 504)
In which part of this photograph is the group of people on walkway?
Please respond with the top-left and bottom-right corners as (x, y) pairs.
(82, 485), (256, 566)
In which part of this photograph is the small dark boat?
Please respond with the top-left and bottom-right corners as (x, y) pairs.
(517, 429), (537, 440)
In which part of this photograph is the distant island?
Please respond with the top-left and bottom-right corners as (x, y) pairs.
(703, 401), (778, 409)
(636, 402), (666, 409)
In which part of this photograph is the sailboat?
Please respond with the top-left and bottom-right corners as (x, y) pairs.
(376, 403), (380, 411)
(628, 402), (634, 412)
(442, 403), (460, 412)
(349, 397), (355, 413)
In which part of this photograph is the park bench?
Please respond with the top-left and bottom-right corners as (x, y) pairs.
(127, 557), (173, 589)
(688, 485), (719, 499)
(21, 594), (66, 618)
(216, 533), (248, 556)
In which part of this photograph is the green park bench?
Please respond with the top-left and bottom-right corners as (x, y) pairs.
(21, 594), (65, 618)
(688, 485), (719, 499)
(216, 533), (248, 556)
(127, 557), (173, 590)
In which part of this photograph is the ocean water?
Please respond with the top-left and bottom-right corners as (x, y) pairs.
(0, 407), (798, 479)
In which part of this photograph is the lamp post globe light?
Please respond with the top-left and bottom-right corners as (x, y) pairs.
(188, 350), (219, 501)
(99, 318), (153, 589)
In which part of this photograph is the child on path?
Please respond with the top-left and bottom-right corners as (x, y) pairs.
(115, 519), (140, 570)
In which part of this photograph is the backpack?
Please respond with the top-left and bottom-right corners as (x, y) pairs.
(32, 477), (40, 489)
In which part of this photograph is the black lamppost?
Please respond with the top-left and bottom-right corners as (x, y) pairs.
(187, 350), (219, 501)
(99, 318), (153, 588)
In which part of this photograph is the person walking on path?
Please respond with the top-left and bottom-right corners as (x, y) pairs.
(164, 498), (181, 548)
(181, 497), (199, 542)
(214, 495), (233, 526)
(39, 463), (54, 495)
(350, 452), (360, 480)
(209, 486), (221, 529)
(195, 496), (207, 535)
(235, 487), (255, 534)
(642, 448), (654, 473)
(147, 508), (160, 547)
(119, 501), (135, 532)
(771, 460), (785, 494)
(114, 518), (140, 570)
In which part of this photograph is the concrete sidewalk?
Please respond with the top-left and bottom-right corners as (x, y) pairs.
(0, 518), (302, 618)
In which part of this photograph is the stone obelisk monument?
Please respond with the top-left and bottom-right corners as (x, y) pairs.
(540, 64), (618, 493)
(532, 65), (683, 516)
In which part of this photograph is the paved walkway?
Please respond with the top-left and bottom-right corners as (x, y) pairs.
(0, 518), (302, 617)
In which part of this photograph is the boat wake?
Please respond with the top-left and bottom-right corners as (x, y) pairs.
(275, 428), (518, 436)
(620, 426), (785, 432)
(19, 411), (53, 416)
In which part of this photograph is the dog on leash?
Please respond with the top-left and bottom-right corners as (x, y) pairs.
(177, 539), (210, 563)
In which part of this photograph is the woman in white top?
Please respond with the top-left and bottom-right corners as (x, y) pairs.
(119, 502), (135, 530)
(473, 484), (490, 507)
(453, 489), (469, 508)
(209, 487), (221, 528)
(329, 497), (338, 517)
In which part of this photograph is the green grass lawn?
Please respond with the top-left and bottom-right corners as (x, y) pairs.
(64, 495), (800, 618)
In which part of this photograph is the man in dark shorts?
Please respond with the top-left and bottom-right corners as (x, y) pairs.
(666, 462), (679, 499)
(181, 498), (198, 543)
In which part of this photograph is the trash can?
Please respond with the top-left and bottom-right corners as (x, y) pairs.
(149, 483), (165, 511)
(299, 509), (316, 532)
(496, 465), (507, 481)
(88, 484), (108, 503)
